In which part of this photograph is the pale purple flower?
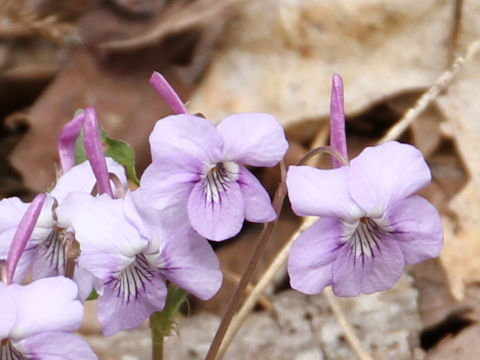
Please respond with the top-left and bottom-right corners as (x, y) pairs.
(287, 141), (443, 296)
(286, 74), (443, 297)
(59, 190), (222, 335)
(0, 108), (127, 298)
(0, 276), (97, 359)
(0, 158), (125, 297)
(139, 113), (288, 241)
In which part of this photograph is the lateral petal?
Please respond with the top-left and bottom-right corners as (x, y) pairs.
(288, 218), (344, 294)
(138, 153), (202, 231)
(159, 228), (222, 300)
(386, 195), (444, 265)
(238, 166), (276, 223)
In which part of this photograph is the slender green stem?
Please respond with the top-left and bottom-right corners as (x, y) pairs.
(150, 284), (188, 360)
(151, 329), (164, 360)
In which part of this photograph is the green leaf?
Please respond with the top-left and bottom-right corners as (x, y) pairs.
(101, 129), (140, 186)
(74, 126), (139, 186)
(74, 129), (87, 165)
(86, 288), (99, 301)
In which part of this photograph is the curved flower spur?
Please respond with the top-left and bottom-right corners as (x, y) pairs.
(139, 72), (289, 241)
(0, 107), (127, 299)
(286, 74), (444, 296)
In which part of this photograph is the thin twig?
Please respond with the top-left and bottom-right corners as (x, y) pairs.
(323, 288), (373, 360)
(379, 38), (480, 144)
(215, 216), (317, 359)
(222, 267), (274, 312)
(206, 161), (287, 360)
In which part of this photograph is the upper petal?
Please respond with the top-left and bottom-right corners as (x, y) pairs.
(58, 193), (147, 281)
(159, 228), (222, 300)
(237, 166), (276, 223)
(188, 177), (245, 241)
(287, 165), (364, 221)
(9, 277), (83, 339)
(386, 195), (444, 265)
(149, 114), (223, 162)
(348, 141), (431, 217)
(332, 232), (405, 296)
(217, 113), (288, 167)
(50, 157), (127, 204)
(288, 218), (344, 295)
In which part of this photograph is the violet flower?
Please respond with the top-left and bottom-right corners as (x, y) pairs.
(59, 190), (222, 335)
(0, 276), (97, 359)
(286, 75), (443, 296)
(0, 109), (127, 298)
(139, 113), (288, 241)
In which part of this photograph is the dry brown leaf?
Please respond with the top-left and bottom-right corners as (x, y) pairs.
(8, 49), (192, 192)
(435, 54), (480, 300)
(189, 0), (453, 141)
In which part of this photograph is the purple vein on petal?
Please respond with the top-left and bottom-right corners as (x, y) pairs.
(330, 74), (348, 168)
(6, 192), (46, 284)
(58, 112), (86, 174)
(83, 107), (114, 198)
(150, 72), (189, 115)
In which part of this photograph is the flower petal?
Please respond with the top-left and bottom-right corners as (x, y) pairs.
(0, 282), (16, 339)
(288, 218), (344, 294)
(287, 165), (364, 221)
(59, 193), (147, 281)
(187, 178), (245, 241)
(138, 153), (202, 231)
(332, 233), (405, 296)
(217, 113), (288, 167)
(149, 114), (223, 162)
(387, 195), (444, 265)
(98, 270), (167, 336)
(237, 166), (276, 223)
(50, 158), (127, 204)
(9, 277), (83, 339)
(19, 332), (98, 360)
(159, 228), (222, 300)
(348, 141), (431, 217)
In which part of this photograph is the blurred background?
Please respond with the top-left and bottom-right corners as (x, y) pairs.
(1, 0), (480, 359)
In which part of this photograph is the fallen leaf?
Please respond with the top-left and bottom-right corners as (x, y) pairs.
(189, 0), (454, 142)
(435, 52), (480, 300)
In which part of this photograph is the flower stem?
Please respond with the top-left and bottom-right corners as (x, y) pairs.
(298, 145), (349, 167)
(205, 161), (287, 360)
(149, 284), (188, 360)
